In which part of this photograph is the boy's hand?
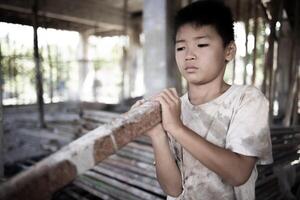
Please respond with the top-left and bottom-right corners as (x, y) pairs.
(154, 88), (183, 134)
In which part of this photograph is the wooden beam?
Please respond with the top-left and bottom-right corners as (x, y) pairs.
(0, 101), (161, 200)
(0, 0), (126, 30)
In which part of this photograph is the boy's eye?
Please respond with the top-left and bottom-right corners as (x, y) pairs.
(176, 47), (185, 51)
(197, 44), (209, 48)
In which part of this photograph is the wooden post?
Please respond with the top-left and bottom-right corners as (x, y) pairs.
(262, 21), (268, 95)
(292, 73), (299, 125)
(243, 0), (251, 85)
(263, 0), (282, 122)
(55, 46), (61, 99)
(291, 0), (300, 126)
(232, 0), (241, 84)
(283, 0), (300, 126)
(8, 59), (13, 99)
(32, 0), (46, 128)
(251, 0), (258, 85)
(0, 44), (4, 178)
(47, 45), (54, 103)
(12, 51), (18, 103)
(0, 101), (161, 200)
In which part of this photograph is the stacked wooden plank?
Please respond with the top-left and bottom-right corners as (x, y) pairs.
(256, 126), (300, 200)
(0, 102), (164, 199)
(59, 105), (165, 200)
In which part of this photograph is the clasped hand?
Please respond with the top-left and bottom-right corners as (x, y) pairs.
(131, 88), (183, 137)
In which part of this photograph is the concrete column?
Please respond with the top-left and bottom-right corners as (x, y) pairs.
(143, 0), (181, 96)
(127, 17), (142, 97)
(77, 32), (91, 101)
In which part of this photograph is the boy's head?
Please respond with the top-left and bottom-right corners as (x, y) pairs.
(174, 0), (234, 47)
(174, 0), (236, 86)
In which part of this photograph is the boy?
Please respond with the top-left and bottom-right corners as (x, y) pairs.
(133, 1), (272, 199)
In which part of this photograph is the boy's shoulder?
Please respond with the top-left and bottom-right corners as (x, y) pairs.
(234, 84), (269, 106)
(180, 84), (268, 109)
(215, 85), (269, 116)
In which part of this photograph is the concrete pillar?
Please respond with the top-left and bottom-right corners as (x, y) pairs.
(143, 0), (181, 97)
(77, 32), (91, 101)
(127, 17), (143, 97)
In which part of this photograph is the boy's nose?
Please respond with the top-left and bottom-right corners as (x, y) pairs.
(185, 48), (196, 60)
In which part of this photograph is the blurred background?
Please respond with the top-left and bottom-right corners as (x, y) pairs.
(0, 0), (299, 199)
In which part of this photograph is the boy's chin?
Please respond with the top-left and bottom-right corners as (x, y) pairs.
(186, 79), (205, 85)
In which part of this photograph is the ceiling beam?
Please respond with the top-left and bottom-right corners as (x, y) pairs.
(0, 0), (128, 31)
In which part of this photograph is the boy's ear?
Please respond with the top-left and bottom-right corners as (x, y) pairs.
(225, 41), (236, 62)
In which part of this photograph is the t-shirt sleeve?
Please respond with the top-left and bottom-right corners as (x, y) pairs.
(225, 86), (273, 165)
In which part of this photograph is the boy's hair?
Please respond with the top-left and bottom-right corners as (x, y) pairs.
(174, 0), (234, 47)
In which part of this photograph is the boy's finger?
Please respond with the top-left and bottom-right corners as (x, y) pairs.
(170, 88), (179, 97)
(163, 89), (178, 103)
(159, 92), (174, 105)
(154, 95), (168, 109)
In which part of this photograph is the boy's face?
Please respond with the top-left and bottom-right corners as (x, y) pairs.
(175, 24), (235, 86)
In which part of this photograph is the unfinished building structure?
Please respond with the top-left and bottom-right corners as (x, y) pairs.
(0, 0), (299, 199)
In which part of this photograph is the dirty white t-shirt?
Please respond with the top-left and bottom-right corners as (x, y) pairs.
(167, 84), (273, 200)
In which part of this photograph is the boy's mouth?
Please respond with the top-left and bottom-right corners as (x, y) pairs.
(184, 66), (198, 72)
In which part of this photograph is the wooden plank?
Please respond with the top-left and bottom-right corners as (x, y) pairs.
(117, 147), (154, 165)
(78, 174), (141, 200)
(83, 171), (161, 200)
(134, 135), (152, 146)
(93, 164), (164, 195)
(0, 101), (161, 200)
(126, 141), (154, 152)
(73, 178), (117, 200)
(102, 155), (156, 179)
(63, 188), (91, 200)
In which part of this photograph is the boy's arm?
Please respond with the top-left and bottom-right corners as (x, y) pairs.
(148, 124), (183, 197)
(170, 125), (256, 186)
(155, 89), (256, 187)
(130, 100), (182, 196)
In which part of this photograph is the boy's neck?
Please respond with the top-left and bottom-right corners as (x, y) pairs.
(188, 81), (230, 105)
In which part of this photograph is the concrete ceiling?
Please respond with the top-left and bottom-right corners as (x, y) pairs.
(0, 0), (298, 36)
(0, 0), (143, 35)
